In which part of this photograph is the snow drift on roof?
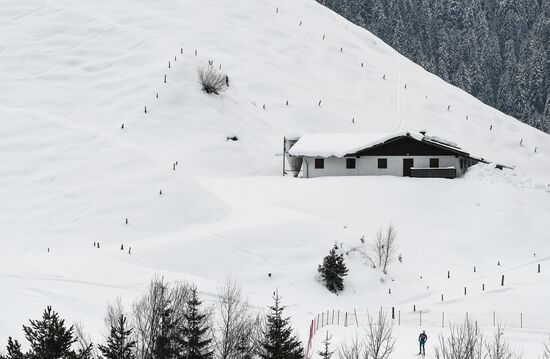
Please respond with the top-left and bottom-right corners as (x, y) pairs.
(288, 132), (423, 158)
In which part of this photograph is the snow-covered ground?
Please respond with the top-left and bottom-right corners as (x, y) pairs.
(1, 0), (550, 356)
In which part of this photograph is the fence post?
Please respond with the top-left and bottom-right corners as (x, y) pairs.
(332, 309), (335, 324)
(354, 309), (359, 327)
(414, 305), (416, 312)
(345, 312), (348, 327)
(538, 264), (541, 273)
(520, 313), (523, 328)
(442, 312), (445, 328)
(392, 307), (395, 320)
(466, 312), (469, 322)
(398, 310), (401, 326)
(337, 310), (340, 325)
(475, 320), (478, 335)
(501, 275), (505, 286)
(464, 286), (467, 295)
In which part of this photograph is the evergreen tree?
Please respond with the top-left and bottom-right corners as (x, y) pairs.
(258, 291), (303, 359)
(98, 314), (136, 359)
(182, 287), (213, 359)
(1, 337), (25, 359)
(318, 244), (349, 294)
(153, 289), (182, 359)
(1, 306), (92, 359)
(317, 332), (333, 359)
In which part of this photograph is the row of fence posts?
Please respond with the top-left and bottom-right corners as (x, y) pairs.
(311, 308), (527, 336)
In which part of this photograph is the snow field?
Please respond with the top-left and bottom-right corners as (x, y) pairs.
(1, 0), (550, 356)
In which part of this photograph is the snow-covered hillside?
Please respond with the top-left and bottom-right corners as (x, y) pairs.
(1, 0), (549, 356)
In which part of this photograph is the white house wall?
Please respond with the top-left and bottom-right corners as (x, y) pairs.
(303, 156), (467, 178)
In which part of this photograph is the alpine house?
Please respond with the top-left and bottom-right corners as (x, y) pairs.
(284, 132), (494, 179)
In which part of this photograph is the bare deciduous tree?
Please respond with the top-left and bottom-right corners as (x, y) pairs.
(544, 337), (550, 359)
(374, 224), (397, 274)
(74, 322), (99, 359)
(364, 311), (396, 359)
(214, 278), (258, 359)
(338, 331), (363, 359)
(132, 277), (192, 359)
(197, 65), (228, 95)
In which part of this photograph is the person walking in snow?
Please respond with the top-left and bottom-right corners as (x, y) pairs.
(418, 330), (428, 355)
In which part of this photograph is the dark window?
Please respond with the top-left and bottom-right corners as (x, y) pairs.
(429, 158), (439, 168)
(346, 158), (356, 169)
(378, 158), (388, 169)
(460, 159), (464, 169)
(314, 158), (324, 169)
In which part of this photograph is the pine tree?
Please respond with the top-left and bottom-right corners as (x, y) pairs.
(258, 291), (303, 359)
(152, 290), (181, 359)
(182, 287), (213, 359)
(318, 244), (349, 294)
(1, 337), (25, 359)
(4, 306), (92, 359)
(317, 332), (333, 359)
(98, 314), (136, 359)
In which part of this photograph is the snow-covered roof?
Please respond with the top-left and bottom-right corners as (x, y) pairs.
(288, 132), (425, 158)
(288, 132), (445, 158)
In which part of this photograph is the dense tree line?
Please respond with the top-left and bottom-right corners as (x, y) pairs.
(0, 278), (304, 359)
(317, 0), (550, 132)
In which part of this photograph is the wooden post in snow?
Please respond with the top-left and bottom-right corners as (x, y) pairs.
(520, 313), (523, 328)
(398, 310), (401, 326)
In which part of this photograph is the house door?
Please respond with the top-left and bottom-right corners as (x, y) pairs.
(403, 158), (414, 177)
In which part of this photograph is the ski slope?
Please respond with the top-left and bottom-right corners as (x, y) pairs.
(1, 0), (550, 356)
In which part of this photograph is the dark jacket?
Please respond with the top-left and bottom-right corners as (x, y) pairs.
(419, 333), (428, 343)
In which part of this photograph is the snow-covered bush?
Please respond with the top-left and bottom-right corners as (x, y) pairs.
(197, 65), (227, 95)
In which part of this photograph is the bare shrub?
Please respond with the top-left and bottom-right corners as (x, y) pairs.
(364, 311), (396, 359)
(338, 331), (363, 359)
(374, 224), (397, 274)
(544, 337), (550, 359)
(214, 278), (258, 359)
(197, 65), (227, 95)
(434, 319), (485, 359)
(485, 323), (520, 359)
